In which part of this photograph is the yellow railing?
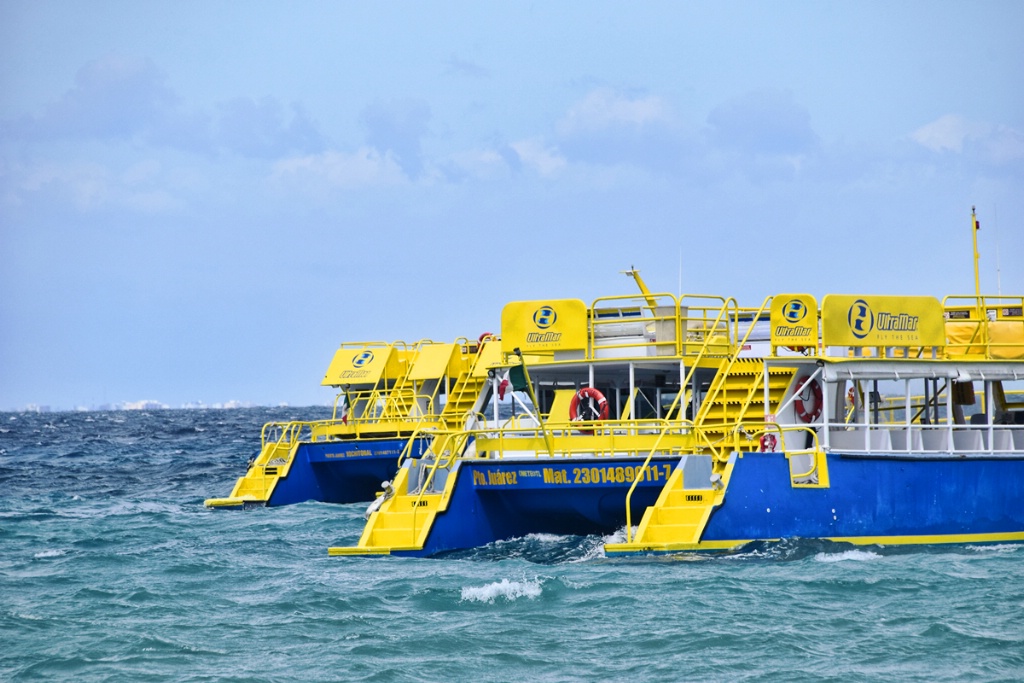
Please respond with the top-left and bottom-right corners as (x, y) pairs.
(408, 429), (473, 535)
(618, 298), (752, 541)
(475, 417), (695, 459)
(582, 293), (746, 361)
(738, 422), (824, 480)
(942, 295), (1024, 360)
(695, 296), (773, 425)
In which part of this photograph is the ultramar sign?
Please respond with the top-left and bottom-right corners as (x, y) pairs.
(500, 299), (589, 355)
(821, 294), (945, 347)
(770, 294), (819, 348)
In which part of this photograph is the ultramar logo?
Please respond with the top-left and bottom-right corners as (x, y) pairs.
(847, 299), (875, 339)
(782, 299), (808, 323)
(527, 305), (562, 344)
(339, 349), (374, 380)
(847, 300), (919, 340)
(775, 298), (812, 338)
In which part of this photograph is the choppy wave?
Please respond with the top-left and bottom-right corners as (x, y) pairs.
(814, 548), (882, 563)
(460, 577), (544, 603)
(2, 408), (1023, 682)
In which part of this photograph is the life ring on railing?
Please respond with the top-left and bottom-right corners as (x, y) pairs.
(760, 433), (778, 452)
(477, 332), (494, 352)
(569, 387), (609, 434)
(794, 377), (823, 423)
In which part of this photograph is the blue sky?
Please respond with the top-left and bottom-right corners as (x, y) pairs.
(2, 1), (1022, 411)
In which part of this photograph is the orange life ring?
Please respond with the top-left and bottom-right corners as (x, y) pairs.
(569, 387), (609, 434)
(794, 377), (823, 423)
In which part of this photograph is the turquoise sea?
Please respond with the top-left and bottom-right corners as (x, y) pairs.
(2, 408), (1023, 682)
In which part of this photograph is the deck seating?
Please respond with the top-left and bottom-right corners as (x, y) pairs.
(984, 429), (1016, 451)
(920, 430), (952, 452)
(952, 429), (983, 452)
(889, 429), (924, 451)
(828, 428), (892, 452)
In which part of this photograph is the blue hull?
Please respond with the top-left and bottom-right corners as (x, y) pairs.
(394, 458), (679, 557)
(267, 436), (428, 506)
(704, 452), (1024, 543)
(392, 452), (1024, 556)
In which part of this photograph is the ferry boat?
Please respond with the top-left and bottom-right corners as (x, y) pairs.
(205, 336), (501, 508)
(329, 267), (1024, 557)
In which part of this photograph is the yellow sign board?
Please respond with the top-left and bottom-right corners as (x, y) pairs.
(770, 294), (818, 348)
(321, 346), (396, 386)
(408, 343), (457, 381)
(821, 295), (945, 347)
(501, 299), (589, 354)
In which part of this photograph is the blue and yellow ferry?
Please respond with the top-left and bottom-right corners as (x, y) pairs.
(205, 336), (501, 508)
(329, 264), (1024, 556)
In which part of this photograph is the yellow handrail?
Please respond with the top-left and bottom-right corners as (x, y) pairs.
(695, 296), (773, 426)
(619, 297), (746, 542)
(740, 422), (823, 480)
(408, 429), (472, 536)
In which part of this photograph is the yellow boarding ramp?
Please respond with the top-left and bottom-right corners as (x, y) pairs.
(204, 422), (303, 509)
(328, 431), (469, 555)
(605, 455), (737, 554)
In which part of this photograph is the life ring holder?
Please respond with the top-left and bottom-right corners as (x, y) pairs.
(569, 387), (609, 434)
(794, 377), (823, 423)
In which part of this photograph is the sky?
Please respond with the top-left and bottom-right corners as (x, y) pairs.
(1, 1), (1022, 411)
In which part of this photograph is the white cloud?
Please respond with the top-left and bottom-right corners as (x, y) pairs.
(911, 114), (989, 153)
(3, 158), (177, 213)
(911, 115), (1024, 164)
(18, 161), (112, 210)
(272, 148), (407, 189)
(443, 148), (511, 179)
(509, 139), (566, 176)
(558, 88), (673, 134)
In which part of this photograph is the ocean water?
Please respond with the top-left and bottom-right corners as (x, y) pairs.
(2, 408), (1023, 683)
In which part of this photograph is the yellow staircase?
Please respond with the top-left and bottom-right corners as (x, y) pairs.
(329, 460), (454, 556)
(441, 372), (487, 425)
(205, 438), (299, 508)
(439, 339), (500, 427)
(605, 456), (736, 554)
(695, 358), (797, 445)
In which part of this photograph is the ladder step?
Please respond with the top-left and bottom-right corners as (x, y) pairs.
(369, 527), (420, 547)
(642, 523), (704, 543)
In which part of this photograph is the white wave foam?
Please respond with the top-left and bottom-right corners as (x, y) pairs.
(34, 549), (67, 559)
(814, 549), (881, 563)
(602, 527), (631, 545)
(569, 541), (607, 563)
(460, 578), (542, 604)
(523, 533), (568, 543)
(968, 544), (1020, 554)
